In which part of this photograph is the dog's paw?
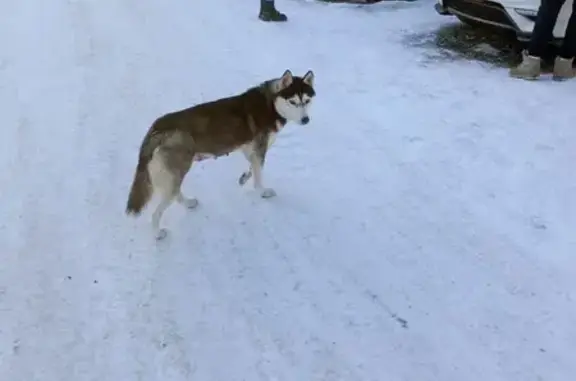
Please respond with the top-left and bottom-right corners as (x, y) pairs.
(239, 171), (252, 186)
(181, 197), (199, 209)
(155, 228), (169, 241)
(260, 188), (277, 199)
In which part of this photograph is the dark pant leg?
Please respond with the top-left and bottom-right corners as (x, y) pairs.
(528, 0), (567, 57)
(559, 0), (576, 58)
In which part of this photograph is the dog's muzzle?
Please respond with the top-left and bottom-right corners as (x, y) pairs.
(300, 116), (310, 125)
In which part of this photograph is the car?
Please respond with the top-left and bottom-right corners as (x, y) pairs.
(434, 0), (574, 43)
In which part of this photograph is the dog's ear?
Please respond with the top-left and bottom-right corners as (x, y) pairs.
(302, 70), (314, 87)
(279, 69), (293, 89)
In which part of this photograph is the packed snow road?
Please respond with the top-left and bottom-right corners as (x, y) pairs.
(1, 0), (575, 380)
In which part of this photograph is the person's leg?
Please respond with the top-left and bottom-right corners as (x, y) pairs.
(259, 0), (288, 22)
(553, 1), (576, 80)
(510, 0), (566, 79)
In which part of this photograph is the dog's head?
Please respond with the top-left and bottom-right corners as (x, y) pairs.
(272, 70), (315, 125)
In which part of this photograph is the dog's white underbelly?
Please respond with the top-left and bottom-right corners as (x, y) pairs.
(193, 131), (278, 163)
(193, 153), (216, 162)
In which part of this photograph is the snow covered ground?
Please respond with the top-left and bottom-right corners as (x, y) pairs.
(1, 0), (575, 380)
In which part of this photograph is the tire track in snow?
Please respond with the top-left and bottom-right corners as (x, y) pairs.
(151, 234), (304, 381)
(0, 1), (102, 379)
(284, 72), (576, 380)
(64, 1), (197, 379)
(157, 205), (387, 380)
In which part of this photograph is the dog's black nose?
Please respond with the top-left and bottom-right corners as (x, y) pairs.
(301, 116), (310, 125)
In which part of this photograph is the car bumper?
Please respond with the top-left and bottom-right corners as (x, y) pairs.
(439, 0), (522, 30)
(434, 0), (568, 43)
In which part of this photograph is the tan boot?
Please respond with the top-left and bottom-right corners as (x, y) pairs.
(552, 57), (574, 81)
(510, 52), (541, 80)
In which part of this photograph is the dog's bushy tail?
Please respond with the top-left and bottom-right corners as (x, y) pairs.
(126, 126), (164, 216)
(126, 159), (152, 216)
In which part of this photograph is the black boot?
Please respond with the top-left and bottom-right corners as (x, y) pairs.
(259, 0), (288, 22)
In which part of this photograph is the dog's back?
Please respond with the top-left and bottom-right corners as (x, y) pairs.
(157, 85), (280, 155)
(125, 83), (280, 218)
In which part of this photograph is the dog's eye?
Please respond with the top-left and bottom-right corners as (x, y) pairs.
(289, 100), (298, 106)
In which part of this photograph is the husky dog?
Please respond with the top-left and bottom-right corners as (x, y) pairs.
(125, 69), (315, 240)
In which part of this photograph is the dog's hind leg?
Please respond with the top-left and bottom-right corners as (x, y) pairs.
(148, 144), (195, 240)
(151, 194), (174, 241)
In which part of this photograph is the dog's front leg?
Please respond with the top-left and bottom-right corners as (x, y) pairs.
(249, 138), (276, 198)
(238, 133), (277, 187)
(238, 147), (253, 186)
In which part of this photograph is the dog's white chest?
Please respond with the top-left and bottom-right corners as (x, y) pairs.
(266, 120), (285, 148)
(267, 131), (277, 149)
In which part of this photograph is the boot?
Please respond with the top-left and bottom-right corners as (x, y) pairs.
(259, 0), (287, 22)
(552, 56), (574, 81)
(509, 51), (541, 80)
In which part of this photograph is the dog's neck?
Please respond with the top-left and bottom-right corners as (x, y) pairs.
(275, 116), (287, 130)
(258, 81), (287, 131)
